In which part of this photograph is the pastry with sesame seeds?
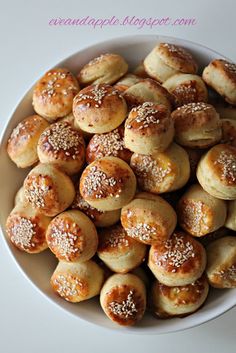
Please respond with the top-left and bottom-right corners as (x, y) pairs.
(151, 275), (209, 318)
(46, 210), (98, 263)
(23, 163), (75, 217)
(121, 192), (177, 245)
(78, 53), (128, 86)
(123, 78), (172, 111)
(206, 236), (236, 288)
(6, 202), (51, 253)
(163, 74), (208, 107)
(86, 126), (132, 164)
(225, 200), (236, 231)
(51, 260), (104, 303)
(144, 43), (198, 83)
(171, 102), (222, 148)
(100, 273), (146, 326)
(220, 119), (236, 147)
(124, 102), (174, 155)
(37, 121), (85, 175)
(73, 84), (127, 134)
(59, 112), (92, 141)
(32, 68), (79, 122)
(177, 184), (227, 237)
(202, 59), (236, 105)
(130, 142), (190, 194)
(7, 114), (49, 168)
(196, 144), (236, 200)
(97, 224), (147, 273)
(148, 231), (207, 286)
(71, 185), (120, 227)
(79, 156), (136, 211)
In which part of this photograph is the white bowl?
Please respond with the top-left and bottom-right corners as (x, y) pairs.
(0, 34), (235, 334)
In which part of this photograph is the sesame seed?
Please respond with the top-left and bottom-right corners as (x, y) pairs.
(126, 222), (157, 242)
(24, 176), (50, 208)
(7, 216), (36, 250)
(54, 274), (82, 300)
(108, 290), (138, 318)
(177, 102), (211, 114)
(104, 226), (129, 248)
(216, 265), (236, 281)
(77, 84), (108, 107)
(89, 129), (124, 158)
(214, 150), (236, 183)
(162, 43), (193, 60)
(127, 102), (162, 130)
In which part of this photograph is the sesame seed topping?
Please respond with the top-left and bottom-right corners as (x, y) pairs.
(54, 274), (82, 300)
(127, 102), (161, 130)
(24, 175), (50, 208)
(214, 150), (236, 183)
(87, 53), (110, 66)
(162, 43), (193, 60)
(103, 226), (129, 248)
(126, 223), (157, 242)
(177, 102), (211, 114)
(216, 265), (236, 281)
(158, 233), (195, 268)
(7, 216), (36, 250)
(40, 70), (78, 99)
(9, 121), (28, 141)
(89, 129), (124, 158)
(180, 200), (209, 235)
(224, 61), (236, 74)
(173, 83), (198, 104)
(71, 190), (104, 219)
(77, 84), (107, 107)
(108, 290), (138, 318)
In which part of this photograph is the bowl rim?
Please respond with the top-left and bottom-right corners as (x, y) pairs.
(0, 34), (235, 335)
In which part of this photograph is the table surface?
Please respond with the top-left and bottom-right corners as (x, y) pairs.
(0, 0), (235, 352)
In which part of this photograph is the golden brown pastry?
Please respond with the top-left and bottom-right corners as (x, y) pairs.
(220, 119), (236, 146)
(163, 74), (208, 107)
(78, 53), (128, 86)
(177, 184), (227, 237)
(73, 84), (127, 134)
(37, 121), (85, 175)
(172, 102), (222, 148)
(86, 126), (132, 164)
(196, 144), (236, 200)
(71, 185), (120, 227)
(148, 231), (207, 286)
(225, 200), (236, 231)
(79, 156), (136, 211)
(59, 113), (92, 141)
(7, 115), (49, 168)
(202, 59), (236, 105)
(124, 102), (174, 154)
(120, 192), (177, 245)
(151, 275), (209, 318)
(32, 68), (79, 122)
(123, 78), (172, 111)
(206, 236), (236, 288)
(97, 224), (147, 273)
(51, 260), (104, 302)
(144, 43), (198, 83)
(23, 163), (75, 217)
(46, 210), (98, 262)
(133, 61), (150, 78)
(100, 273), (146, 326)
(130, 143), (190, 194)
(6, 202), (51, 253)
(113, 74), (142, 92)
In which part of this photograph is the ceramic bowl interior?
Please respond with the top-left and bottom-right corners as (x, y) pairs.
(0, 34), (235, 334)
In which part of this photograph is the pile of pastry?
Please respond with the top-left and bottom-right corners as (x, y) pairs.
(5, 42), (236, 327)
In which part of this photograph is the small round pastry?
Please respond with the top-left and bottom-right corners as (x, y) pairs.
(148, 231), (207, 286)
(46, 210), (98, 262)
(14, 186), (28, 206)
(124, 102), (174, 154)
(79, 156), (136, 211)
(163, 74), (208, 107)
(73, 84), (127, 134)
(206, 236), (236, 288)
(32, 68), (79, 122)
(144, 43), (198, 83)
(225, 200), (236, 231)
(5, 202), (51, 253)
(196, 144), (236, 200)
(78, 53), (128, 86)
(172, 102), (222, 148)
(71, 186), (120, 227)
(7, 115), (49, 168)
(184, 148), (205, 181)
(202, 59), (236, 105)
(100, 273), (146, 326)
(121, 192), (177, 245)
(151, 275), (209, 318)
(130, 143), (190, 194)
(59, 113), (92, 141)
(177, 184), (227, 237)
(123, 78), (172, 111)
(51, 260), (104, 302)
(23, 163), (75, 217)
(86, 126), (132, 164)
(220, 119), (236, 147)
(113, 74), (142, 92)
(37, 121), (85, 175)
(97, 224), (147, 273)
